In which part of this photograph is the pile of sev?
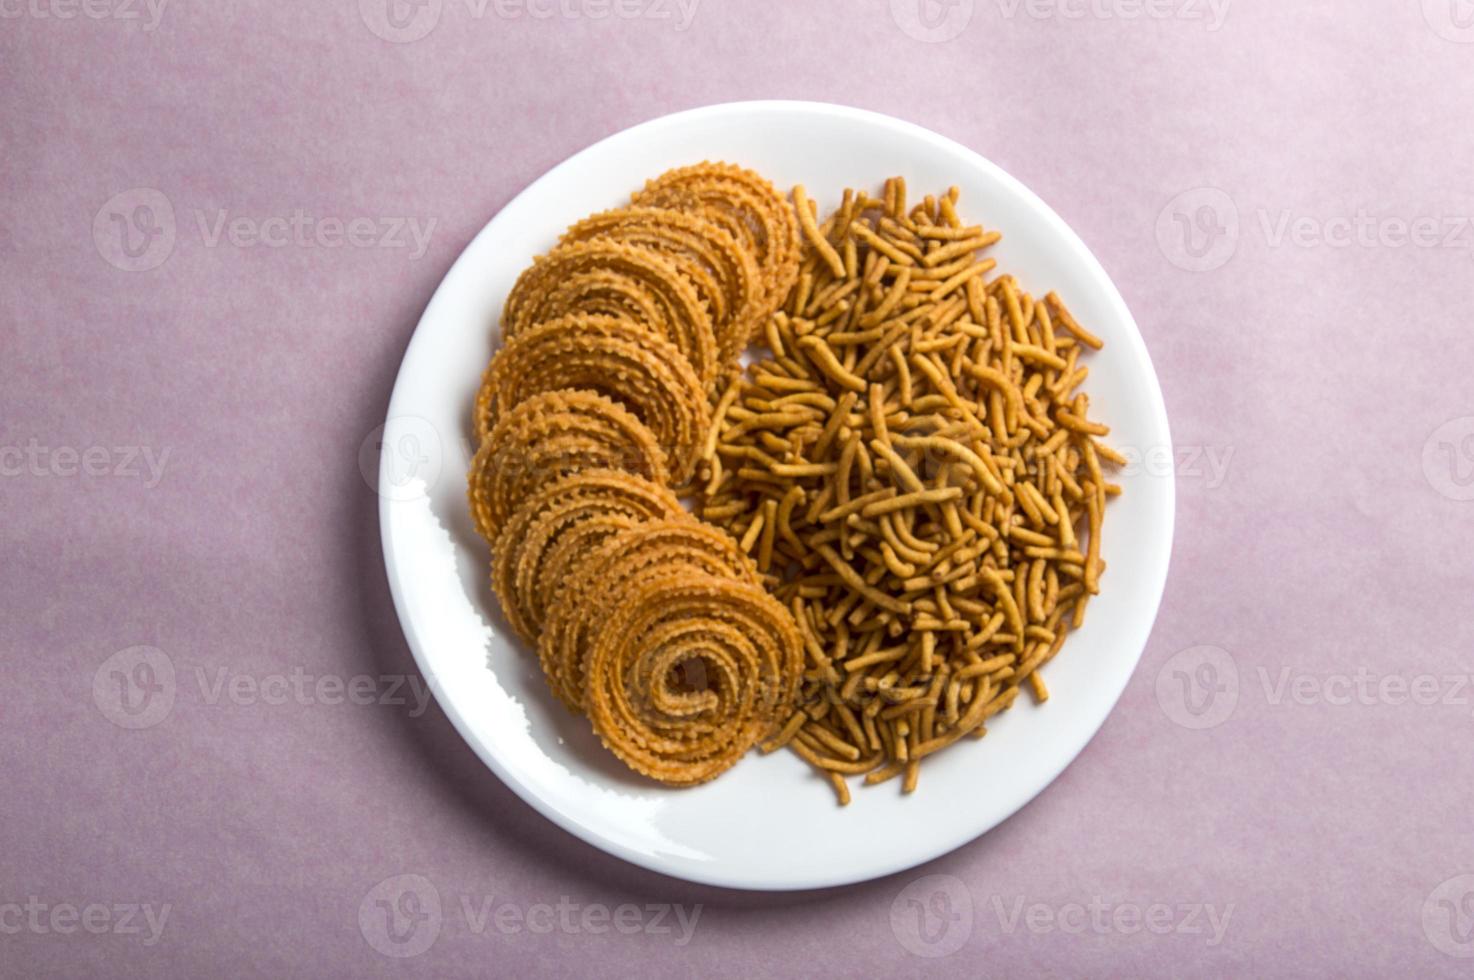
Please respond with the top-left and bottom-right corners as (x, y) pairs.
(469, 163), (807, 786)
(696, 179), (1121, 804)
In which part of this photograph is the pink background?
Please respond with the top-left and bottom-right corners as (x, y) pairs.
(5, 0), (1474, 976)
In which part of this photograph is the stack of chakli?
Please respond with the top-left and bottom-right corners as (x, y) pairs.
(469, 163), (806, 787)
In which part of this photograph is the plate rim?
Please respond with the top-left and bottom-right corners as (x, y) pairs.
(378, 98), (1175, 891)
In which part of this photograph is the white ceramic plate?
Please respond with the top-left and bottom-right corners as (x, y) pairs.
(378, 101), (1173, 891)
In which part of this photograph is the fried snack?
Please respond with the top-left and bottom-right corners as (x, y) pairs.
(560, 207), (762, 367)
(699, 179), (1118, 803)
(529, 268), (669, 332)
(539, 518), (761, 710)
(581, 568), (804, 786)
(468, 390), (669, 543)
(501, 241), (718, 386)
(464, 163), (814, 790)
(490, 468), (686, 642)
(473, 314), (712, 483)
(632, 162), (800, 327)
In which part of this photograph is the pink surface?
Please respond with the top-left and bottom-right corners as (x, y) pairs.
(4, 1), (1474, 976)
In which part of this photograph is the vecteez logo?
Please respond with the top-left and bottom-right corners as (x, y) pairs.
(360, 0), (700, 42)
(890, 0), (975, 42)
(93, 188), (176, 272)
(1156, 187), (1239, 272)
(92, 646), (177, 729)
(359, 417), (445, 502)
(0, 0), (170, 30)
(890, 874), (974, 957)
(1155, 645), (1238, 729)
(1424, 0), (1474, 43)
(359, 0), (443, 42)
(1425, 875), (1474, 957)
(359, 875), (443, 958)
(1423, 417), (1474, 502)
(356, 876), (702, 956)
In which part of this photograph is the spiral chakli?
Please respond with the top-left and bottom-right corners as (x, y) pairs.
(466, 163), (815, 791)
(467, 390), (669, 543)
(490, 469), (685, 643)
(580, 568), (804, 786)
(473, 314), (711, 483)
(501, 240), (717, 387)
(631, 162), (801, 325)
(560, 207), (762, 366)
(524, 268), (668, 338)
(537, 518), (762, 711)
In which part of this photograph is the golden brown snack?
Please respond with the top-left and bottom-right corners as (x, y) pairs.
(560, 207), (762, 367)
(473, 314), (711, 483)
(501, 241), (717, 386)
(698, 179), (1118, 803)
(631, 162), (800, 328)
(490, 469), (686, 642)
(529, 268), (670, 333)
(538, 518), (760, 710)
(468, 390), (669, 543)
(581, 568), (804, 786)
(464, 166), (1115, 802)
